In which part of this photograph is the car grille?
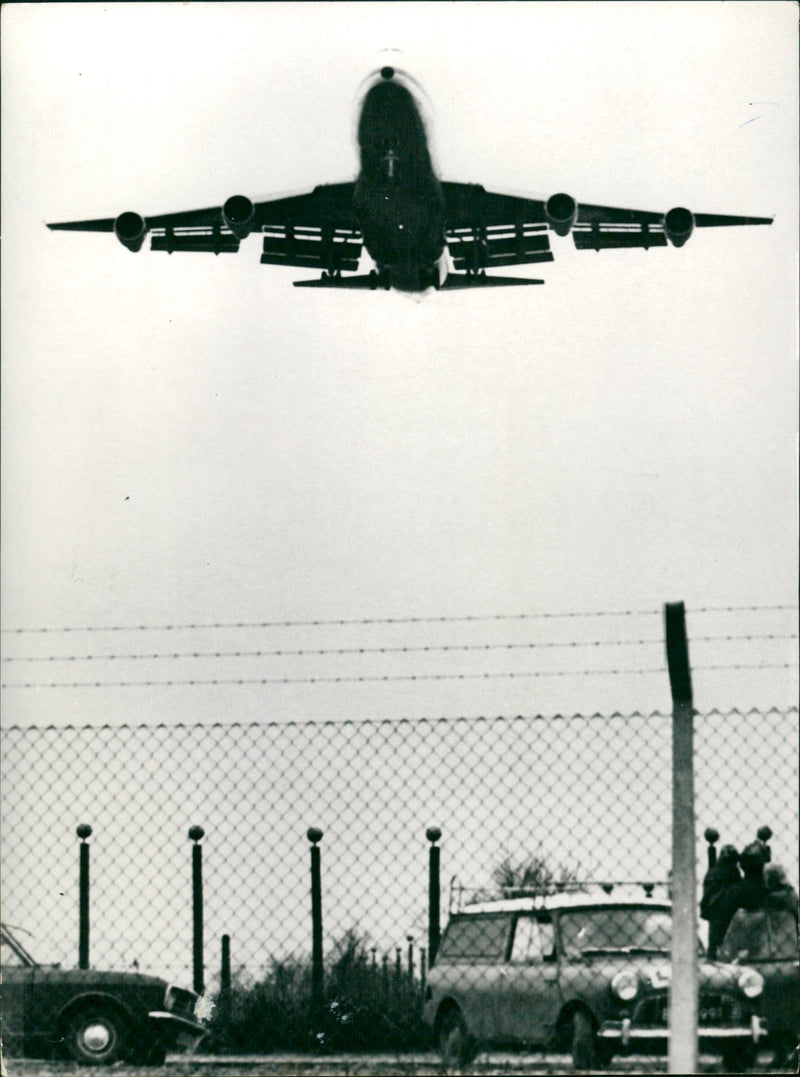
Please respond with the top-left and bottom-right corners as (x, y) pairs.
(633, 993), (742, 1027)
(164, 985), (199, 1017)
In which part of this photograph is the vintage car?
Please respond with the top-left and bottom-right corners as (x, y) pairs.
(1, 922), (209, 1064)
(718, 896), (799, 1067)
(423, 886), (767, 1071)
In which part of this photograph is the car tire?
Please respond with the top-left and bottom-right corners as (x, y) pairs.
(66, 1007), (129, 1065)
(571, 1009), (597, 1071)
(439, 1008), (472, 1070)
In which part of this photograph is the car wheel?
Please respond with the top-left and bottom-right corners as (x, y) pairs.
(571, 1009), (597, 1071)
(439, 1008), (472, 1070)
(67, 1007), (128, 1065)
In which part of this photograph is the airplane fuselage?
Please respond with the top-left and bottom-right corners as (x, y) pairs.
(353, 70), (446, 291)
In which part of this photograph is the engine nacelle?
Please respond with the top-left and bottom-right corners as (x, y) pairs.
(222, 195), (256, 239)
(545, 193), (578, 236)
(664, 206), (694, 247)
(114, 211), (147, 252)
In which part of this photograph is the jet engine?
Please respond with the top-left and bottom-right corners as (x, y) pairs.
(222, 195), (256, 239)
(114, 211), (147, 252)
(664, 206), (694, 247)
(545, 193), (578, 236)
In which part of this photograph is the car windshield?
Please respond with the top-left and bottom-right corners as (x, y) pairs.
(559, 906), (672, 957)
(1, 924), (39, 967)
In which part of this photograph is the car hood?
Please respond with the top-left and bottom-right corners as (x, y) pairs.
(30, 966), (168, 990)
(564, 953), (751, 993)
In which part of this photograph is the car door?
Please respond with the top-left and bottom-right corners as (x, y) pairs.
(0, 940), (35, 1047)
(494, 913), (560, 1045)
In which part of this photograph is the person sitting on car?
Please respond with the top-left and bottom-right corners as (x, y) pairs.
(700, 844), (741, 959)
(717, 857), (794, 964)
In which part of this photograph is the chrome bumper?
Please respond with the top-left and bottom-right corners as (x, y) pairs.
(148, 1010), (207, 1048)
(598, 1014), (766, 1045)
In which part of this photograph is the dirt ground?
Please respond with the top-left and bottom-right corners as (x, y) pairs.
(3, 1050), (793, 1077)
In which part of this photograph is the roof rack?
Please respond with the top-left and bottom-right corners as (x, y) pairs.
(449, 878), (670, 914)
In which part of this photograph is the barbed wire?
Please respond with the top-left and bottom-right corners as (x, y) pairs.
(1, 609), (663, 634)
(2, 604), (794, 636)
(3, 633), (796, 664)
(3, 661), (797, 690)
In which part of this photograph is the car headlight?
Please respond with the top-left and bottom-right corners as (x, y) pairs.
(737, 969), (763, 998)
(611, 970), (639, 1001)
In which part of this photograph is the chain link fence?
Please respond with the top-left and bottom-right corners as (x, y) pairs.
(1, 699), (797, 1068)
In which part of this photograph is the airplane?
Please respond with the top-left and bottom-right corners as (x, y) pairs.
(48, 65), (773, 294)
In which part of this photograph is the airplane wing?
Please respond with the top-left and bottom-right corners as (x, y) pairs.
(441, 182), (772, 269)
(48, 184), (363, 275)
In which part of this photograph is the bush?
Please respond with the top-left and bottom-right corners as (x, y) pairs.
(208, 929), (428, 1053)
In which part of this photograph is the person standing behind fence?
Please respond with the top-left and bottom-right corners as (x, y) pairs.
(713, 841), (769, 960)
(700, 844), (741, 960)
(716, 843), (769, 961)
(762, 862), (799, 962)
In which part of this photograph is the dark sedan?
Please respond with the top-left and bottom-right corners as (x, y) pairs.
(1, 923), (208, 1065)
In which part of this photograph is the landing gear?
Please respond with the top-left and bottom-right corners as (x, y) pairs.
(369, 269), (391, 290)
(318, 270), (342, 287)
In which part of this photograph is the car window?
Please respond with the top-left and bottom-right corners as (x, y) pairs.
(559, 906), (672, 957)
(1, 936), (29, 967)
(438, 915), (510, 960)
(511, 915), (555, 963)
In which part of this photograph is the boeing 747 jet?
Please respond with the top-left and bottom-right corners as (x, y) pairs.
(48, 66), (773, 293)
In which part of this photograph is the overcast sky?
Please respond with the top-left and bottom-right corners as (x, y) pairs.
(2, 1), (797, 729)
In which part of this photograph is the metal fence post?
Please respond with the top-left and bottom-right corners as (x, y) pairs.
(757, 824), (772, 862)
(426, 826), (441, 966)
(307, 827), (324, 1019)
(704, 827), (719, 869)
(76, 824), (92, 969)
(219, 934), (231, 1040)
(665, 601), (698, 1075)
(189, 826), (205, 994)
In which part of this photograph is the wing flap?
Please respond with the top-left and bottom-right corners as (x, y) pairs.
(260, 225), (361, 272)
(573, 226), (667, 251)
(151, 228), (240, 254)
(448, 225), (552, 270)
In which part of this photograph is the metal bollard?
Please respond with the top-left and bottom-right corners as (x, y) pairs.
(76, 824), (92, 969)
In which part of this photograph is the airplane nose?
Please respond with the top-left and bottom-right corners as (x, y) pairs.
(381, 66), (395, 80)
